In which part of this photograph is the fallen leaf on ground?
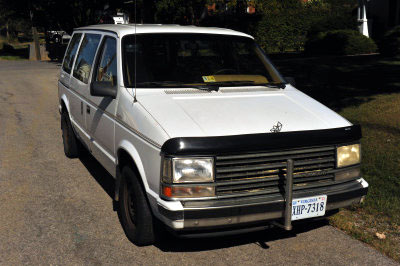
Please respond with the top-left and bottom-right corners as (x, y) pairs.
(376, 232), (386, 239)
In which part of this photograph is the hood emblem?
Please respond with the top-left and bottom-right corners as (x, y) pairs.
(270, 122), (283, 133)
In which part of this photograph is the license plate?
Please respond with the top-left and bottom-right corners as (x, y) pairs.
(291, 195), (327, 221)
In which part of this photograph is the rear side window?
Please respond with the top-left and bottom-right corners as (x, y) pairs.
(73, 33), (101, 84)
(62, 33), (82, 74)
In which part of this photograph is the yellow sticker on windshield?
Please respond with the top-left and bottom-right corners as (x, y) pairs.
(202, 76), (216, 82)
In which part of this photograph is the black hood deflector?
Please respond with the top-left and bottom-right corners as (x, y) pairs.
(161, 125), (361, 156)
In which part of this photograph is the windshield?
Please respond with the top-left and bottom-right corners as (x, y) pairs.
(122, 33), (285, 88)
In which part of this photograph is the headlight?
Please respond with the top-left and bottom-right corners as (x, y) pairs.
(337, 144), (361, 168)
(162, 157), (214, 183)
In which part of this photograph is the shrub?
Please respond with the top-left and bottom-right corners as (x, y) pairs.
(305, 30), (377, 55)
(307, 13), (358, 38)
(1, 43), (15, 54)
(379, 26), (400, 57)
(306, 0), (358, 37)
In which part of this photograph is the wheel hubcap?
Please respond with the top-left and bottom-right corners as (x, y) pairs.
(126, 179), (136, 225)
(62, 116), (69, 147)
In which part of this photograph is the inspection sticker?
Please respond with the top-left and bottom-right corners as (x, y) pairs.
(202, 76), (216, 82)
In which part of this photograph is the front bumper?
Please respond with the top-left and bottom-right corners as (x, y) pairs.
(157, 178), (368, 236)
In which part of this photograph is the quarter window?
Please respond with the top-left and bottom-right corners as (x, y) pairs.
(62, 33), (82, 74)
(73, 33), (101, 84)
(94, 37), (117, 87)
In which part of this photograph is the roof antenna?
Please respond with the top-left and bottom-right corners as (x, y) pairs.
(133, 0), (137, 103)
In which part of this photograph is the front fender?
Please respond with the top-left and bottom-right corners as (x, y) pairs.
(115, 140), (151, 201)
(60, 94), (70, 115)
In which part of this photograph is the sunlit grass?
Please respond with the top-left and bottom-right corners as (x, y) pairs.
(339, 93), (400, 220)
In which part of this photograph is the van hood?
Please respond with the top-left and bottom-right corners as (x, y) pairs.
(137, 87), (351, 138)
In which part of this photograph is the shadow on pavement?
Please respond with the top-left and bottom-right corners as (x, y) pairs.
(155, 219), (329, 252)
(78, 149), (115, 199)
(45, 61), (62, 67)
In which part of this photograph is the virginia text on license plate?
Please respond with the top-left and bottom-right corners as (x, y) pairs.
(292, 195), (327, 221)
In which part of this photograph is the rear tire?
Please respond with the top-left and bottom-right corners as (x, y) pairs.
(61, 110), (80, 158)
(117, 165), (156, 246)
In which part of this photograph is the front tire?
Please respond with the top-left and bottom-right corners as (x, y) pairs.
(117, 166), (156, 246)
(61, 111), (80, 158)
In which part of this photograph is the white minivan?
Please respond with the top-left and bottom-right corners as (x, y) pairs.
(58, 24), (368, 245)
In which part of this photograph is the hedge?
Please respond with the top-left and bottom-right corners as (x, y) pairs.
(305, 30), (377, 55)
(379, 26), (400, 57)
(253, 0), (358, 53)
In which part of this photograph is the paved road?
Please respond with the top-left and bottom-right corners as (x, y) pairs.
(0, 60), (397, 265)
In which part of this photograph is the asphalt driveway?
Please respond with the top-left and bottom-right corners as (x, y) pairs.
(0, 60), (397, 265)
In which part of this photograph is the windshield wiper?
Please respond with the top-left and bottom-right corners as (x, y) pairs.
(265, 82), (287, 89)
(190, 81), (288, 91)
(185, 81), (269, 92)
(135, 81), (184, 87)
(135, 81), (224, 91)
(133, 81), (287, 90)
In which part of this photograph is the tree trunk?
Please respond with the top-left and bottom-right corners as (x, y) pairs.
(32, 27), (41, 60)
(6, 21), (10, 42)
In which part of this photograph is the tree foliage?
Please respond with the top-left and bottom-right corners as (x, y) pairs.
(0, 0), (130, 34)
(154, 0), (208, 25)
(0, 0), (360, 54)
(253, 0), (358, 53)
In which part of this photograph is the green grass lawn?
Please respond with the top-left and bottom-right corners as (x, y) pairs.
(332, 93), (400, 261)
(274, 54), (400, 261)
(0, 55), (27, 60)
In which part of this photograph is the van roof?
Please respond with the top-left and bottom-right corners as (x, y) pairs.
(75, 24), (253, 39)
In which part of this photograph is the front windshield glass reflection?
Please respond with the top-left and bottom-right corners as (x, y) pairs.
(122, 33), (284, 88)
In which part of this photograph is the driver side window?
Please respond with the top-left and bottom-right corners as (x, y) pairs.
(94, 37), (117, 87)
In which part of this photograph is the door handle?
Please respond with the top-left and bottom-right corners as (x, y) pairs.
(86, 105), (90, 114)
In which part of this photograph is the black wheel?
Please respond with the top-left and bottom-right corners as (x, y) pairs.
(61, 110), (80, 158)
(118, 165), (156, 246)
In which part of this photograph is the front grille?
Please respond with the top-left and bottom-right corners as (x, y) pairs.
(215, 146), (336, 196)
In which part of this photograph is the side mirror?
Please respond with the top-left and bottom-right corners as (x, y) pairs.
(90, 81), (117, 99)
(284, 77), (296, 87)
